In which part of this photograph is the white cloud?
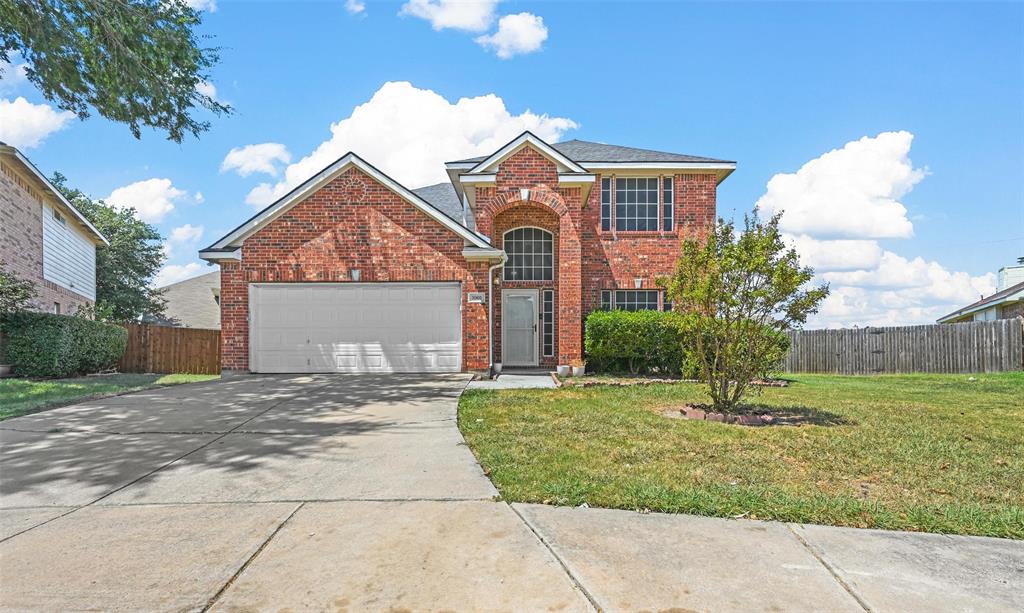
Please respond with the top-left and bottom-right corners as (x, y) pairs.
(0, 56), (28, 93)
(345, 0), (365, 14)
(196, 80), (227, 105)
(221, 142), (291, 177)
(400, 0), (498, 32)
(0, 97), (75, 149)
(759, 131), (995, 328)
(245, 81), (577, 207)
(475, 12), (548, 59)
(185, 0), (217, 12)
(106, 178), (188, 223)
(154, 262), (205, 288)
(757, 131), (924, 240)
(162, 223), (204, 258)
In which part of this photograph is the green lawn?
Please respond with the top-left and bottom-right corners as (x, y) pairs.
(0, 373), (220, 421)
(459, 373), (1024, 539)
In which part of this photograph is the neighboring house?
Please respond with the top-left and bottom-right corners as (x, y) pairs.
(144, 271), (221, 329)
(938, 263), (1024, 323)
(0, 143), (108, 315)
(200, 132), (734, 374)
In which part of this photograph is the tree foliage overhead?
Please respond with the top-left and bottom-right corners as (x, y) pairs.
(668, 211), (829, 413)
(52, 173), (166, 322)
(0, 0), (230, 142)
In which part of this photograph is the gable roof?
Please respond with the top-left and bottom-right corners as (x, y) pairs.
(200, 152), (491, 261)
(937, 280), (1024, 323)
(145, 271), (221, 329)
(449, 138), (734, 165)
(465, 131), (588, 175)
(0, 142), (108, 246)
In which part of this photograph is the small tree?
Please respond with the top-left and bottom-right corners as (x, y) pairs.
(0, 261), (37, 316)
(668, 211), (828, 413)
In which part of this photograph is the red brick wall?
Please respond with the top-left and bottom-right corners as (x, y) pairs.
(219, 167), (489, 372)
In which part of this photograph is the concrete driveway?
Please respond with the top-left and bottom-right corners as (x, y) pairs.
(1, 375), (1021, 612)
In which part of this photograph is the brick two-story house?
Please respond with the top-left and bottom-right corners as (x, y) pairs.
(0, 143), (108, 315)
(200, 132), (734, 375)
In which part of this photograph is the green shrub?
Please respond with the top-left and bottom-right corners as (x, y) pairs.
(584, 310), (685, 375)
(1, 312), (127, 377)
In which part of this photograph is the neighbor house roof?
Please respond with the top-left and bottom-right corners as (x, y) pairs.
(449, 139), (734, 165)
(937, 280), (1024, 323)
(0, 142), (108, 246)
(144, 271), (221, 329)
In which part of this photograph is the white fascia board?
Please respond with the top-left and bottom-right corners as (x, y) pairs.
(207, 152), (491, 251)
(198, 249), (241, 262)
(937, 291), (1024, 323)
(445, 162), (477, 170)
(468, 131), (588, 175)
(3, 146), (109, 246)
(459, 174), (496, 184)
(557, 173), (596, 184)
(579, 161), (737, 171)
(461, 247), (505, 261)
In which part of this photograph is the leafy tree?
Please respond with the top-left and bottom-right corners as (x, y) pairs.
(0, 260), (37, 316)
(0, 0), (230, 142)
(52, 173), (166, 322)
(668, 211), (829, 413)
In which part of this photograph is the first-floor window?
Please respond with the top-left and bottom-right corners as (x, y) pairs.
(542, 289), (554, 357)
(503, 227), (553, 281)
(600, 290), (672, 312)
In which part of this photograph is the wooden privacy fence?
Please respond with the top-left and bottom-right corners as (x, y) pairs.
(783, 319), (1024, 374)
(118, 323), (221, 375)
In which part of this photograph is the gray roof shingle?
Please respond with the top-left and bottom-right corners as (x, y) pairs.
(449, 139), (733, 165)
(412, 181), (476, 231)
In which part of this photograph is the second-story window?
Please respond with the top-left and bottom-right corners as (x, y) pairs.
(503, 227), (553, 281)
(600, 178), (611, 232)
(615, 178), (659, 231)
(663, 176), (674, 231)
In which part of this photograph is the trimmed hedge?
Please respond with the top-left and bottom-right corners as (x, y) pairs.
(584, 309), (685, 375)
(1, 312), (127, 378)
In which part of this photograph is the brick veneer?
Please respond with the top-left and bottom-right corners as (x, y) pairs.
(0, 160), (93, 314)
(474, 146), (718, 367)
(219, 167), (490, 372)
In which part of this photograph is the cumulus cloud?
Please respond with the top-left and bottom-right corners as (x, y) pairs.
(757, 131), (924, 240)
(196, 80), (228, 105)
(475, 12), (548, 59)
(106, 178), (189, 223)
(758, 131), (994, 328)
(245, 81), (577, 207)
(154, 262), (205, 288)
(162, 223), (204, 258)
(221, 142), (291, 177)
(0, 97), (75, 149)
(345, 0), (365, 14)
(400, 0), (497, 32)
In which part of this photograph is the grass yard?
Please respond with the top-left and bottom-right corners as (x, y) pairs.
(459, 373), (1024, 539)
(0, 373), (220, 421)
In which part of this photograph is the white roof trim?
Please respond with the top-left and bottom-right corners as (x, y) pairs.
(204, 152), (491, 254)
(461, 247), (506, 261)
(580, 161), (736, 170)
(468, 131), (588, 175)
(937, 288), (1024, 323)
(198, 249), (241, 261)
(557, 173), (596, 184)
(459, 174), (496, 184)
(1, 145), (109, 246)
(445, 162), (477, 170)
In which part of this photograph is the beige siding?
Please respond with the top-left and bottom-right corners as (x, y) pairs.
(42, 201), (96, 301)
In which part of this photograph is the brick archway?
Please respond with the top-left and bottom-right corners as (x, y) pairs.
(483, 187), (569, 220)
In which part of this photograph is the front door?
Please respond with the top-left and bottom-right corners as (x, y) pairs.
(502, 289), (539, 366)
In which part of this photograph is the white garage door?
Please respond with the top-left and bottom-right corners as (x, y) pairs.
(249, 283), (462, 373)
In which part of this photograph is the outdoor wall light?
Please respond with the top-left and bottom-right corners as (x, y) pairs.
(351, 269), (361, 281)
(634, 278), (643, 288)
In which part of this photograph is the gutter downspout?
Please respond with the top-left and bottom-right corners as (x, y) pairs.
(487, 254), (507, 377)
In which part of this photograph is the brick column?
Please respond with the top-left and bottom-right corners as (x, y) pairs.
(558, 211), (583, 367)
(219, 262), (249, 373)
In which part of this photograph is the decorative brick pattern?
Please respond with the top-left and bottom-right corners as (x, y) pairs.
(0, 159), (93, 314)
(219, 166), (490, 372)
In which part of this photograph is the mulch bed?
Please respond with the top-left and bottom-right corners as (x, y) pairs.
(665, 405), (776, 426)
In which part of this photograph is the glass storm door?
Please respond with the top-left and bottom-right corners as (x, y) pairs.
(502, 290), (538, 366)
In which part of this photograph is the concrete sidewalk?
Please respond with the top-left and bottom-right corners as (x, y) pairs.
(1, 374), (1021, 612)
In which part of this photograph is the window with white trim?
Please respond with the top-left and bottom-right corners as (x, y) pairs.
(615, 178), (658, 231)
(662, 176), (674, 231)
(542, 289), (554, 357)
(600, 178), (611, 232)
(503, 227), (553, 281)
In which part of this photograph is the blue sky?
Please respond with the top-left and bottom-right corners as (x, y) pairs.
(1, 0), (1021, 326)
